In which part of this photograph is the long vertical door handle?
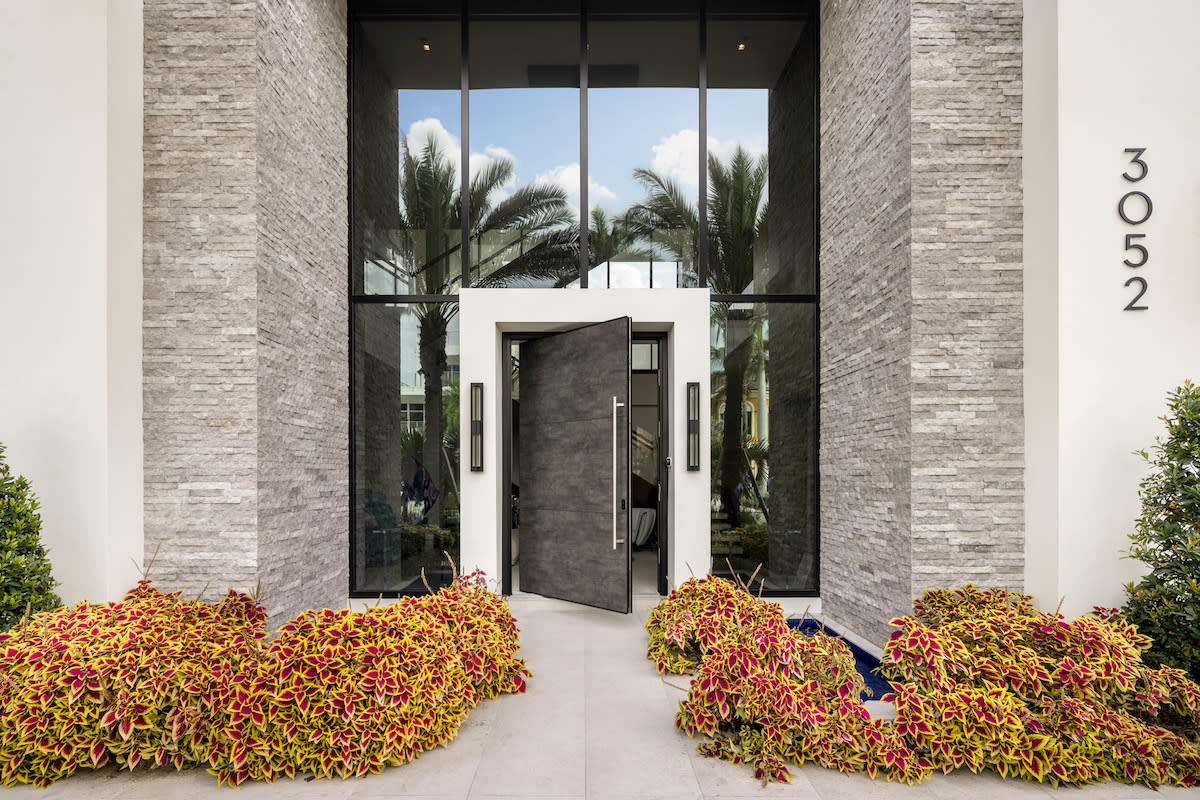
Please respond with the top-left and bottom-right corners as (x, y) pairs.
(613, 396), (626, 549)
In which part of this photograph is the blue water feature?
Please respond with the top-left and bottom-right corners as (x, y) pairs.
(787, 618), (894, 702)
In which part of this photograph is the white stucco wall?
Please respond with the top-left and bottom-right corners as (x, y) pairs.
(0, 2), (143, 604)
(1025, 0), (1200, 615)
(458, 288), (712, 595)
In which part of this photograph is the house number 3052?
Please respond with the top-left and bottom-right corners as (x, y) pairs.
(1119, 147), (1152, 311)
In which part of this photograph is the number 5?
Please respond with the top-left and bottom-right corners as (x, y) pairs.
(1123, 233), (1148, 267)
(1123, 147), (1148, 182)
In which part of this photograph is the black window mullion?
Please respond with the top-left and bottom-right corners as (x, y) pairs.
(352, 294), (461, 304)
(709, 293), (817, 304)
(460, 0), (471, 289)
(578, 2), (589, 287)
(697, 4), (708, 288)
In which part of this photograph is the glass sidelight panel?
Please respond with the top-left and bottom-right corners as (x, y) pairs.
(707, 15), (816, 295)
(352, 18), (464, 295)
(352, 303), (461, 595)
(710, 301), (817, 593)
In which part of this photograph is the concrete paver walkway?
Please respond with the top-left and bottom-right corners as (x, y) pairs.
(9, 596), (1198, 799)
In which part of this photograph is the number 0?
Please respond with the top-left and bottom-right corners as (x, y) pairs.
(1118, 191), (1153, 225)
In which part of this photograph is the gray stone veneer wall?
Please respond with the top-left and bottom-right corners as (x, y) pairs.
(144, 0), (260, 594)
(819, 0), (1023, 644)
(818, 0), (915, 644)
(255, 0), (349, 625)
(908, 0), (1024, 597)
(144, 0), (349, 626)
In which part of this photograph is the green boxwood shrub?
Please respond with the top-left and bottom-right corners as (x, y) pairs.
(1123, 380), (1200, 681)
(0, 443), (61, 630)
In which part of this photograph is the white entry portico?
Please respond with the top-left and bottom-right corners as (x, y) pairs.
(458, 288), (712, 599)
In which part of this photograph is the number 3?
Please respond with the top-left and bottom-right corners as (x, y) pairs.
(1123, 147), (1148, 182)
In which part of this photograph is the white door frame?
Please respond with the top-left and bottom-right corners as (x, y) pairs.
(458, 288), (712, 593)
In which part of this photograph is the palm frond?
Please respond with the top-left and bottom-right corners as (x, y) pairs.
(478, 183), (572, 235)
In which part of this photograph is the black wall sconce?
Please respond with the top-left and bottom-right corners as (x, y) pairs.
(686, 382), (700, 471)
(470, 382), (483, 472)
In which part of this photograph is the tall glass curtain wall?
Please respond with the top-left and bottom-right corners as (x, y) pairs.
(350, 1), (819, 596)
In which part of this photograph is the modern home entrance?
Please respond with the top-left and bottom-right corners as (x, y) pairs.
(458, 288), (712, 612)
(501, 321), (670, 611)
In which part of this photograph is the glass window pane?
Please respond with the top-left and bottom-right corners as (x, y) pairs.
(709, 301), (817, 592)
(632, 342), (655, 371)
(353, 303), (461, 594)
(469, 16), (582, 288)
(586, 17), (699, 289)
(707, 16), (815, 295)
(353, 19), (464, 295)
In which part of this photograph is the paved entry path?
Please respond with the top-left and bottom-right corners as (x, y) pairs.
(10, 596), (1198, 799)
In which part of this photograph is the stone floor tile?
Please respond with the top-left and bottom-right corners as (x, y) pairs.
(467, 694), (586, 796)
(687, 748), (821, 799)
(800, 764), (939, 800)
(923, 768), (1054, 800)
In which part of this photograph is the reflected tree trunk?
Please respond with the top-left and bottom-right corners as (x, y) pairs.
(756, 351), (768, 482)
(720, 339), (748, 526)
(418, 311), (448, 528)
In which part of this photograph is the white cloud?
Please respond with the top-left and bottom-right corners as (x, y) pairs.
(608, 262), (648, 289)
(651, 129), (701, 187)
(405, 117), (461, 170)
(650, 129), (768, 188)
(534, 162), (617, 208)
(484, 144), (516, 161)
(404, 119), (520, 205)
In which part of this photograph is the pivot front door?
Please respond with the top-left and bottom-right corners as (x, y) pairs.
(518, 317), (631, 613)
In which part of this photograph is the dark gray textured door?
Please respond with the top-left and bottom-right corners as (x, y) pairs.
(519, 317), (631, 613)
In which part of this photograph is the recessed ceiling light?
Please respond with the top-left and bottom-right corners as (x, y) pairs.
(737, 42), (746, 51)
(421, 38), (431, 52)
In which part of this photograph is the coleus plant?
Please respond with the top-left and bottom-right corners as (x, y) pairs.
(0, 570), (529, 789)
(645, 575), (789, 675)
(650, 576), (930, 785)
(652, 579), (1200, 789)
(0, 580), (268, 788)
(206, 569), (531, 787)
(206, 599), (476, 785)
(881, 584), (1200, 787)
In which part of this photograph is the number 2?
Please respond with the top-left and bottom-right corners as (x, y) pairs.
(1123, 276), (1148, 311)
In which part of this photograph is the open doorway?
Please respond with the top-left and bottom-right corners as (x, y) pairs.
(629, 335), (668, 597)
(502, 329), (668, 604)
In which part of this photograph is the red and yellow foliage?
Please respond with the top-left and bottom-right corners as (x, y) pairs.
(0, 571), (528, 789)
(648, 576), (930, 785)
(649, 579), (1200, 789)
(0, 580), (266, 788)
(881, 585), (1200, 787)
